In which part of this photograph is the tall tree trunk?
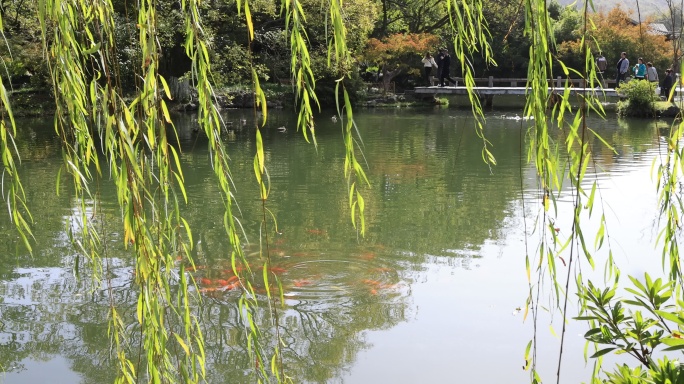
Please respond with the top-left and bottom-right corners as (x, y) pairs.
(381, 66), (402, 93)
(381, 0), (388, 36)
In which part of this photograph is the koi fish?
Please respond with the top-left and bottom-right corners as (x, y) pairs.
(293, 279), (312, 287)
(269, 267), (287, 274)
(216, 279), (229, 286)
(199, 278), (213, 286)
(222, 265), (246, 275)
(360, 252), (376, 260)
(223, 282), (240, 291)
(254, 286), (279, 295)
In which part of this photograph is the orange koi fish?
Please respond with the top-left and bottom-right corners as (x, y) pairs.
(293, 279), (312, 287)
(269, 267), (287, 274)
(186, 265), (206, 272)
(224, 282), (240, 291)
(199, 278), (213, 286)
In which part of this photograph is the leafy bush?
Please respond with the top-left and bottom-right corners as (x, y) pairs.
(212, 41), (270, 87)
(616, 80), (659, 118)
(578, 274), (684, 383)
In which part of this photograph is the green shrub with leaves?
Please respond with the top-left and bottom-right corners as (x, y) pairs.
(577, 274), (684, 383)
(616, 80), (659, 118)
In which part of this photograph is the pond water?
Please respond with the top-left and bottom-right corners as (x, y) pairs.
(0, 108), (670, 383)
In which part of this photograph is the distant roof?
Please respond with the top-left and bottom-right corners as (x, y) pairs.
(625, 19), (675, 38)
(649, 22), (670, 35)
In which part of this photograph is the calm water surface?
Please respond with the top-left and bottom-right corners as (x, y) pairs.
(0, 109), (670, 383)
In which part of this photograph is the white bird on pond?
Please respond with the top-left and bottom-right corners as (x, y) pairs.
(277, 126), (287, 132)
(331, 115), (338, 123)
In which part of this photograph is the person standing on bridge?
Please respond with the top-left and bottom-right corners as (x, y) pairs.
(596, 52), (608, 85)
(596, 52), (607, 74)
(421, 52), (438, 86)
(437, 48), (457, 87)
(616, 52), (629, 86)
(646, 62), (659, 84)
(662, 68), (674, 101)
(634, 58), (646, 80)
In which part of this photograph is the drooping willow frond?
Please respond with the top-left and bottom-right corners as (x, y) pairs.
(446, 0), (496, 166)
(33, 0), (209, 381)
(522, 0), (620, 383)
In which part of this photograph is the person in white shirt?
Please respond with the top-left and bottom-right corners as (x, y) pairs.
(421, 52), (438, 86)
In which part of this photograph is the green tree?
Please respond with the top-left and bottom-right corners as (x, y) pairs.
(472, 0), (529, 77)
(373, 0), (450, 36)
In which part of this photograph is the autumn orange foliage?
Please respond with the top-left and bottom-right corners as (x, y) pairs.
(557, 6), (672, 77)
(365, 33), (440, 65)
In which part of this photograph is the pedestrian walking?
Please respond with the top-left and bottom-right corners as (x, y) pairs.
(596, 52), (607, 73)
(437, 48), (457, 87)
(646, 62), (658, 84)
(634, 58), (646, 80)
(616, 52), (629, 86)
(662, 69), (674, 101)
(421, 52), (438, 86)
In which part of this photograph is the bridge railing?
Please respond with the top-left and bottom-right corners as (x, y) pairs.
(431, 76), (617, 88)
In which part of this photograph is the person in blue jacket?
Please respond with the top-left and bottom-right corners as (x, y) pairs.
(634, 58), (647, 80)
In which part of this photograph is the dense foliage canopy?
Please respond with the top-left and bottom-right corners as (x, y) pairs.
(0, 0), (677, 98)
